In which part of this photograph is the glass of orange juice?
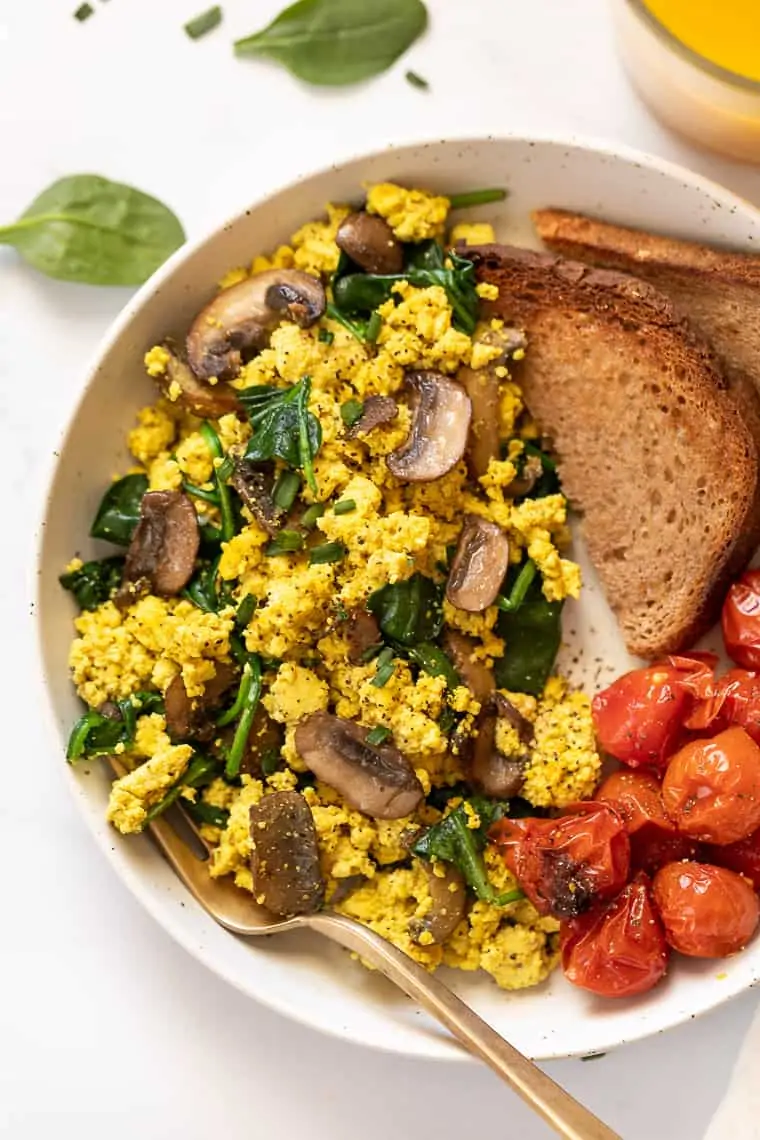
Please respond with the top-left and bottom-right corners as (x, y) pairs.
(613, 0), (760, 162)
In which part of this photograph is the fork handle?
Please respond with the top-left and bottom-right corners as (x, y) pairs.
(307, 912), (620, 1140)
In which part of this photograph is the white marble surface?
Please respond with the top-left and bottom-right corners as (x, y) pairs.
(3, 1), (760, 1136)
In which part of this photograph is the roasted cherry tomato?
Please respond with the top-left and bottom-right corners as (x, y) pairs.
(652, 861), (760, 957)
(490, 802), (630, 920)
(596, 769), (700, 873)
(561, 873), (669, 997)
(662, 726), (760, 845)
(705, 828), (760, 891)
(682, 666), (760, 744)
(592, 665), (691, 771)
(723, 570), (760, 671)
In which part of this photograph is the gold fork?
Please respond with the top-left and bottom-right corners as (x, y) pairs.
(109, 759), (619, 1140)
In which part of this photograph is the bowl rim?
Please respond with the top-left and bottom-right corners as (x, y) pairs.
(34, 130), (760, 1062)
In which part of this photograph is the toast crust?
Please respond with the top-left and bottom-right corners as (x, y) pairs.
(465, 244), (760, 658)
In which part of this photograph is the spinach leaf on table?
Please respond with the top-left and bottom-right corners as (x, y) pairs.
(234, 0), (428, 86)
(0, 175), (185, 285)
(494, 574), (564, 696)
(89, 473), (148, 546)
(59, 555), (124, 610)
(412, 797), (523, 906)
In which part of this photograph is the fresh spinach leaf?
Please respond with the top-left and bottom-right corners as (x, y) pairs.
(66, 692), (164, 762)
(412, 797), (523, 906)
(494, 574), (563, 696)
(239, 377), (322, 495)
(0, 175), (185, 285)
(367, 573), (443, 646)
(89, 474), (148, 545)
(234, 0), (428, 86)
(59, 555), (124, 610)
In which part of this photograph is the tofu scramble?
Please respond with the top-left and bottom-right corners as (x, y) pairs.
(62, 182), (601, 993)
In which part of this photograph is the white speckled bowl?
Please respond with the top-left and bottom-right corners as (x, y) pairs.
(36, 136), (760, 1062)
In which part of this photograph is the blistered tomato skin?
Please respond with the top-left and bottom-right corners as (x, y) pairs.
(706, 828), (760, 891)
(723, 571), (760, 671)
(596, 769), (701, 872)
(591, 666), (690, 771)
(652, 862), (760, 958)
(561, 873), (669, 998)
(662, 726), (760, 845)
(491, 802), (630, 920)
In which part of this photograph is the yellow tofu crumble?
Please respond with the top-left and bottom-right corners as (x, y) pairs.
(63, 181), (598, 999)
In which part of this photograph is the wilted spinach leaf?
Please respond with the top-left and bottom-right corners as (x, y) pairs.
(239, 377), (322, 494)
(0, 175), (185, 285)
(494, 574), (563, 696)
(367, 573), (443, 646)
(66, 691), (164, 762)
(59, 555), (124, 610)
(90, 473), (148, 545)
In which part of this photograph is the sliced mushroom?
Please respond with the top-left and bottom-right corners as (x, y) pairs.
(249, 791), (325, 916)
(458, 326), (527, 479)
(409, 861), (467, 944)
(329, 874), (367, 906)
(468, 693), (533, 799)
(347, 395), (398, 439)
(164, 662), (238, 741)
(230, 459), (281, 537)
(507, 454), (543, 498)
(122, 491), (200, 598)
(294, 711), (424, 820)
(386, 372), (471, 482)
(441, 630), (495, 702)
(239, 703), (284, 777)
(446, 514), (509, 612)
(336, 212), (403, 275)
(157, 344), (242, 418)
(345, 608), (382, 664)
(187, 269), (326, 381)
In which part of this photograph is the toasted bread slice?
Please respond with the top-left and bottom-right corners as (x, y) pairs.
(532, 208), (760, 438)
(466, 244), (760, 659)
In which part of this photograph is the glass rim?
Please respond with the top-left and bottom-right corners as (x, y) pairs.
(624, 0), (760, 93)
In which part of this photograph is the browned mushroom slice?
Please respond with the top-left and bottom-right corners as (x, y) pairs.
(157, 345), (242, 418)
(458, 326), (528, 479)
(230, 459), (281, 536)
(294, 711), (424, 819)
(239, 704), (284, 777)
(386, 372), (471, 482)
(493, 691), (534, 745)
(187, 269), (326, 381)
(507, 454), (543, 498)
(446, 514), (509, 612)
(250, 792), (325, 916)
(345, 608), (383, 664)
(336, 212), (403, 275)
(468, 696), (528, 799)
(122, 491), (200, 598)
(441, 630), (495, 702)
(409, 861), (467, 944)
(164, 662), (238, 741)
(346, 395), (398, 439)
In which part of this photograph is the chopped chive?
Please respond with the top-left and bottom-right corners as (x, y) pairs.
(365, 311), (382, 343)
(265, 530), (304, 556)
(74, 2), (94, 20)
(184, 5), (222, 39)
(359, 642), (383, 663)
(447, 188), (507, 210)
(333, 498), (356, 515)
(235, 593), (257, 629)
(372, 647), (396, 688)
(309, 542), (346, 566)
(183, 479), (220, 505)
(340, 399), (364, 428)
(496, 559), (538, 613)
(273, 469), (301, 511)
(200, 421), (235, 542)
(300, 503), (325, 529)
(318, 328), (335, 345)
(405, 69), (429, 90)
(366, 725), (392, 745)
(224, 656), (262, 779)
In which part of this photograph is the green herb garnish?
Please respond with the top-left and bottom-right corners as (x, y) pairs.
(184, 5), (222, 39)
(447, 188), (507, 209)
(340, 399), (364, 428)
(235, 593), (257, 629)
(74, 2), (94, 20)
(318, 328), (334, 344)
(273, 469), (301, 511)
(365, 311), (382, 343)
(265, 529), (305, 556)
(0, 176), (184, 285)
(372, 647), (396, 688)
(333, 498), (356, 515)
(309, 542), (346, 565)
(234, 0), (428, 86)
(366, 725), (392, 745)
(300, 503), (325, 529)
(59, 556), (124, 611)
(405, 69), (429, 89)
